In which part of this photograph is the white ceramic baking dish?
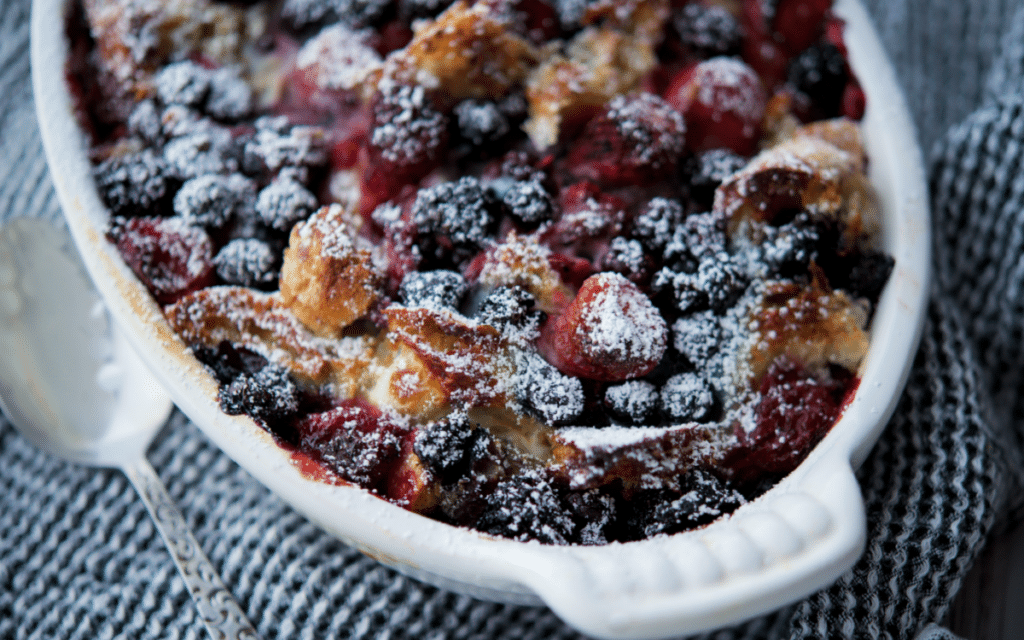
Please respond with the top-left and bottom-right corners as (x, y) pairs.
(30, 0), (930, 637)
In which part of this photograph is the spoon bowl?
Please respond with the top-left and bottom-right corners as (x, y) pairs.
(0, 218), (259, 640)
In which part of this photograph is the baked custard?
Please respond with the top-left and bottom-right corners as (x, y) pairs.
(67, 0), (892, 545)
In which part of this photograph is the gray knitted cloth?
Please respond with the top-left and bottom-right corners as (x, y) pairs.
(3, 0), (1024, 638)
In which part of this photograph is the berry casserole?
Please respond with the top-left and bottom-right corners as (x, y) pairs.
(34, 0), (928, 636)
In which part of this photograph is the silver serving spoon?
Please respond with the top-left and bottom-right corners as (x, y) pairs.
(0, 218), (259, 640)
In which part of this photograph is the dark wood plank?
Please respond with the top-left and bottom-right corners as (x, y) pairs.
(948, 516), (1024, 639)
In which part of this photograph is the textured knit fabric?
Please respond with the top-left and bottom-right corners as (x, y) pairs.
(2, 0), (1024, 639)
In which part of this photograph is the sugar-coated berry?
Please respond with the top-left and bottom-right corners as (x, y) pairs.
(206, 67), (255, 121)
(674, 3), (742, 58)
(631, 197), (685, 252)
(501, 179), (556, 224)
(514, 351), (585, 426)
(660, 372), (715, 422)
(154, 60), (211, 108)
(255, 173), (319, 232)
(94, 149), (174, 217)
(453, 99), (510, 147)
(174, 173), (256, 229)
(163, 122), (241, 180)
(672, 310), (724, 367)
(605, 380), (659, 424)
(412, 177), (495, 247)
(398, 270), (467, 310)
(788, 41), (848, 118)
(214, 238), (280, 288)
(219, 363), (301, 428)
(413, 411), (476, 484)
(477, 473), (575, 544)
(686, 148), (747, 210)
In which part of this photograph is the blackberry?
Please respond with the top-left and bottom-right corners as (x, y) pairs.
(397, 270), (467, 310)
(663, 211), (728, 268)
(411, 177), (495, 248)
(243, 117), (328, 175)
(629, 469), (745, 537)
(163, 122), (241, 180)
(127, 99), (163, 145)
(788, 42), (848, 118)
(631, 197), (685, 252)
(368, 82), (448, 178)
(453, 99), (509, 147)
(829, 250), (894, 303)
(671, 310), (724, 367)
(397, 0), (450, 21)
(191, 340), (268, 385)
(660, 372), (715, 422)
(173, 173), (256, 229)
(154, 60), (211, 108)
(214, 238), (280, 288)
(653, 252), (747, 314)
(476, 473), (575, 544)
(500, 179), (555, 225)
(674, 3), (742, 58)
(686, 149), (747, 210)
(281, 0), (393, 28)
(255, 172), (319, 232)
(413, 412), (476, 484)
(564, 488), (617, 545)
(206, 67), (255, 121)
(599, 237), (652, 285)
(604, 380), (659, 425)
(220, 363), (301, 428)
(475, 286), (541, 335)
(93, 148), (174, 217)
(759, 220), (820, 277)
(514, 351), (584, 426)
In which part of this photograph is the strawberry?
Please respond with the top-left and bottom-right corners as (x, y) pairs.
(543, 273), (667, 382)
(664, 57), (767, 156)
(114, 216), (215, 305)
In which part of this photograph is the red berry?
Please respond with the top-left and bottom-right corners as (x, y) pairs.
(114, 217), (215, 305)
(566, 93), (686, 187)
(543, 272), (668, 382)
(664, 57), (767, 156)
(724, 357), (840, 482)
(841, 80), (867, 120)
(295, 398), (410, 490)
(772, 0), (832, 54)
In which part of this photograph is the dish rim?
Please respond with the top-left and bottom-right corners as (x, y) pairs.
(29, 0), (931, 637)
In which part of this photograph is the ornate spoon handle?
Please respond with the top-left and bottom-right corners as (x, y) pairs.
(124, 457), (260, 640)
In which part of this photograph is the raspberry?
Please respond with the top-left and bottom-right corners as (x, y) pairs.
(296, 399), (410, 488)
(453, 99), (510, 147)
(599, 237), (653, 286)
(213, 238), (280, 288)
(674, 4), (742, 58)
(725, 356), (840, 482)
(500, 179), (556, 225)
(514, 351), (585, 426)
(173, 173), (256, 229)
(545, 273), (668, 382)
(660, 372), (715, 422)
(671, 310), (724, 367)
(363, 82), (448, 208)
(476, 473), (575, 544)
(113, 216), (215, 304)
(255, 172), (319, 232)
(413, 411), (476, 484)
(411, 177), (495, 248)
(220, 363), (301, 428)
(154, 60), (211, 108)
(604, 380), (659, 425)
(771, 0), (832, 54)
(788, 41), (848, 118)
(397, 270), (467, 310)
(567, 93), (686, 187)
(685, 148), (747, 210)
(93, 149), (174, 217)
(631, 197), (685, 253)
(664, 57), (767, 156)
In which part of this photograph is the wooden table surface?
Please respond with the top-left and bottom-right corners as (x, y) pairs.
(948, 516), (1024, 639)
